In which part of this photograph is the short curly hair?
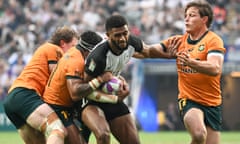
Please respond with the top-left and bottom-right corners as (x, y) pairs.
(105, 14), (128, 32)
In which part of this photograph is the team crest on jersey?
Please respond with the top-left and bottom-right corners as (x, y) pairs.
(88, 59), (96, 72)
(198, 44), (205, 52)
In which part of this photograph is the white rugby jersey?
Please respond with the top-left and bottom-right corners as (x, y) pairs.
(85, 35), (143, 77)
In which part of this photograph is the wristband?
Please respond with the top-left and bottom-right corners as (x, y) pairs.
(88, 77), (102, 90)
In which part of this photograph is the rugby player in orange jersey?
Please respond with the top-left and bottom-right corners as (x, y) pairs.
(161, 1), (226, 144)
(3, 26), (78, 144)
(42, 31), (128, 144)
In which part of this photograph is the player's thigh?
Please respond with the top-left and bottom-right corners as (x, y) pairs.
(206, 126), (220, 144)
(65, 124), (86, 144)
(19, 124), (45, 144)
(50, 105), (85, 144)
(26, 103), (55, 129)
(81, 105), (110, 135)
(109, 113), (139, 143)
(183, 108), (206, 134)
(3, 87), (46, 129)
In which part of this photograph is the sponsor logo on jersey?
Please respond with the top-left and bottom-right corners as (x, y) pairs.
(89, 59), (96, 72)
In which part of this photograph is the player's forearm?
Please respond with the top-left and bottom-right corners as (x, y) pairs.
(136, 43), (176, 59)
(188, 59), (222, 76)
(69, 76), (105, 101)
(149, 45), (173, 58)
(74, 83), (94, 98)
(87, 91), (119, 103)
(71, 72), (114, 102)
(80, 76), (104, 94)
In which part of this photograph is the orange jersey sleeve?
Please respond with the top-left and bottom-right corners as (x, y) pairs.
(43, 47), (85, 107)
(9, 43), (64, 96)
(162, 31), (226, 106)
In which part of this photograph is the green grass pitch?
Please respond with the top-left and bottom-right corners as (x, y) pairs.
(0, 131), (239, 144)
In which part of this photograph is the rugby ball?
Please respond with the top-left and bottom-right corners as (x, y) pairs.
(102, 76), (121, 94)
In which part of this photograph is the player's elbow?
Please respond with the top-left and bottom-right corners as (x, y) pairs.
(209, 65), (221, 76)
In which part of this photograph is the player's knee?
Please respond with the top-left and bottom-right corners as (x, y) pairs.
(95, 129), (111, 143)
(191, 129), (207, 143)
(46, 119), (67, 139)
(40, 112), (67, 139)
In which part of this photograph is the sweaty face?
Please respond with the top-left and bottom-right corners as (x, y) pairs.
(107, 25), (130, 52)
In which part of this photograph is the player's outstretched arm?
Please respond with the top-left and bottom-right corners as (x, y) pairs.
(133, 36), (181, 59)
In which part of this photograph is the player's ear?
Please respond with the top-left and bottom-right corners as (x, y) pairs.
(202, 16), (208, 25)
(59, 39), (65, 47)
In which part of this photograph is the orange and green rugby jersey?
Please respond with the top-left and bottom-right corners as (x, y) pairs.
(8, 43), (63, 96)
(161, 31), (226, 106)
(43, 47), (85, 107)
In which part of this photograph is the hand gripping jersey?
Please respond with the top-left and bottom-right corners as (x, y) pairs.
(162, 31), (226, 106)
(85, 35), (143, 77)
(8, 43), (64, 96)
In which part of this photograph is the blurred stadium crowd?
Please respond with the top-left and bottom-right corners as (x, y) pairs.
(0, 0), (240, 100)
